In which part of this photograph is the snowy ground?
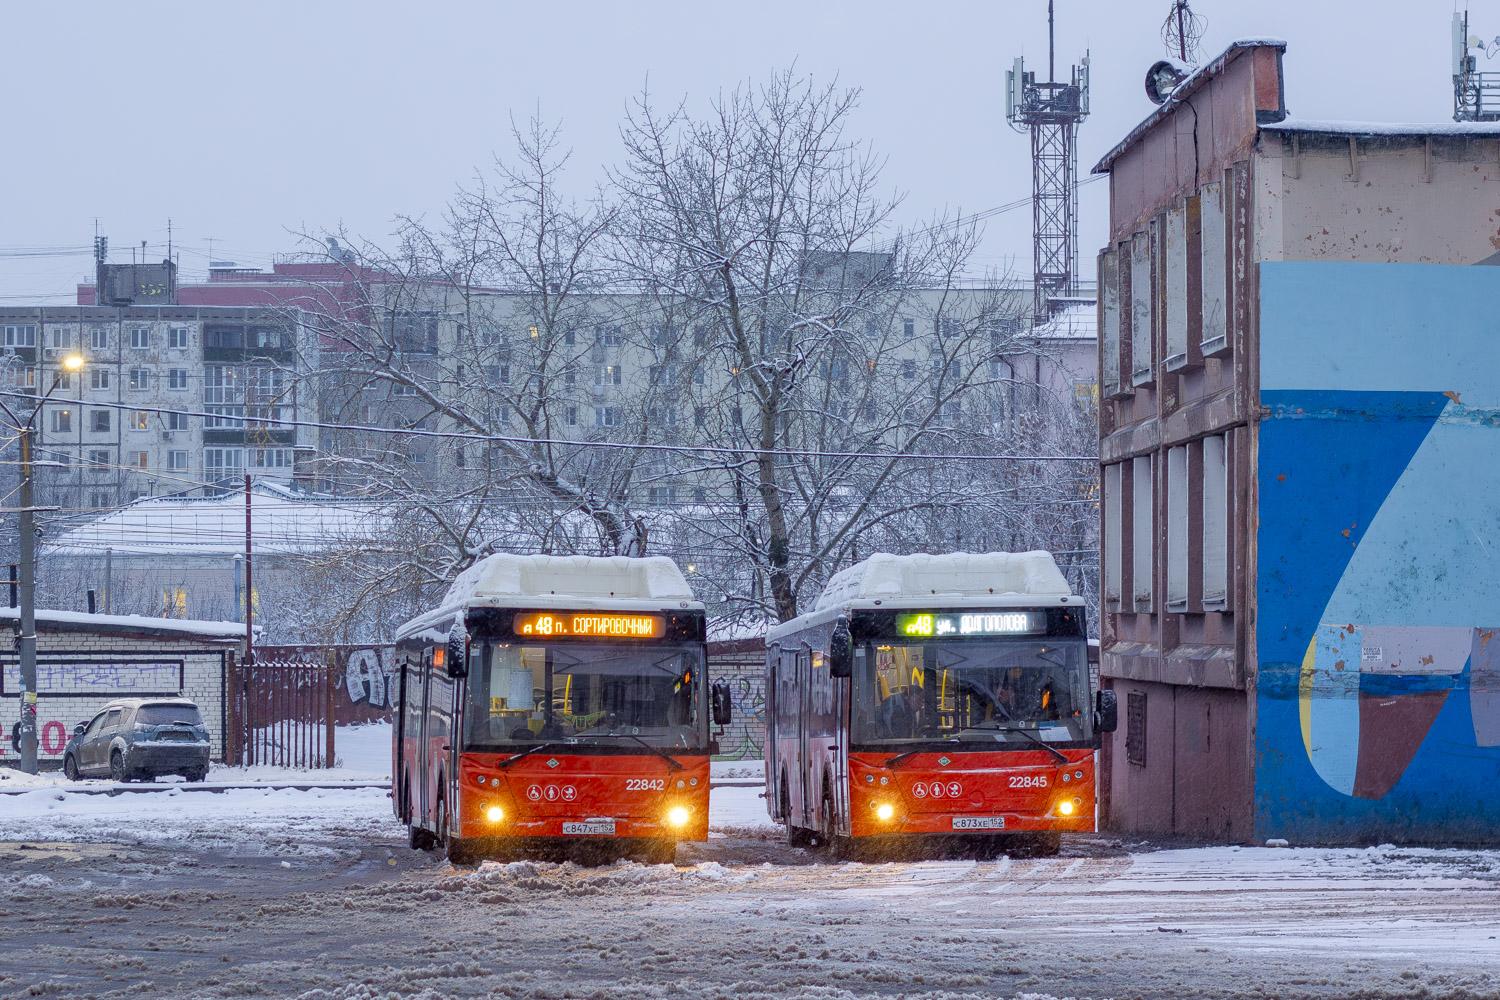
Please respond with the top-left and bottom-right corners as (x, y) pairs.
(4, 747), (1500, 999)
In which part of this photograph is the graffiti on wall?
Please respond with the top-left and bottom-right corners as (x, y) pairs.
(1256, 262), (1500, 842)
(344, 648), (394, 708)
(256, 645), (394, 725)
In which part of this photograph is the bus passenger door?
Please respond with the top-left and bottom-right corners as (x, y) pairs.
(393, 656), (408, 820)
(795, 648), (810, 828)
(417, 652), (433, 828)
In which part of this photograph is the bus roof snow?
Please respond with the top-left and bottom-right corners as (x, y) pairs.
(813, 551), (1072, 612)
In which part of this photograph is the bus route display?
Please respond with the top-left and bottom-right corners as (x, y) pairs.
(512, 612), (664, 639)
(895, 611), (1046, 637)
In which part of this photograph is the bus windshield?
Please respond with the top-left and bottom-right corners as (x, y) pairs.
(463, 642), (704, 750)
(851, 638), (1091, 746)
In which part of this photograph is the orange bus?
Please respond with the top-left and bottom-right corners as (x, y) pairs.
(393, 554), (729, 864)
(765, 552), (1116, 856)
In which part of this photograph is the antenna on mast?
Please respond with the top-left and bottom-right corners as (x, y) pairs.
(1007, 2), (1090, 325)
(1162, 0), (1205, 64)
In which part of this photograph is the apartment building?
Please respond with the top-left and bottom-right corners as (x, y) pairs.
(1094, 39), (1500, 843)
(0, 305), (316, 511)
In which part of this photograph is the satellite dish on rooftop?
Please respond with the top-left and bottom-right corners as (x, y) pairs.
(1145, 59), (1191, 104)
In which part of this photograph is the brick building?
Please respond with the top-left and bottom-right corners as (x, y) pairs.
(0, 609), (245, 767)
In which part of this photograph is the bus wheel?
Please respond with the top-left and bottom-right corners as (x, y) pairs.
(820, 789), (847, 859)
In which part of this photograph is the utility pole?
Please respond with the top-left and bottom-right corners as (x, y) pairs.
(17, 425), (38, 773)
(244, 474), (253, 667)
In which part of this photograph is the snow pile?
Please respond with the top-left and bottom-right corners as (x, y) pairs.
(0, 784), (400, 857)
(814, 551), (1072, 610)
(444, 553), (697, 608)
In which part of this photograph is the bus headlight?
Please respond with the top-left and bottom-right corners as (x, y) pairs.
(486, 806), (504, 823)
(1057, 800), (1075, 816)
(667, 806), (690, 827)
(875, 803), (895, 821)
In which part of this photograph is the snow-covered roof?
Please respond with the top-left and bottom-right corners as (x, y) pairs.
(45, 486), (385, 557)
(1032, 302), (1097, 341)
(1262, 118), (1500, 137)
(814, 551), (1073, 612)
(0, 607), (247, 641)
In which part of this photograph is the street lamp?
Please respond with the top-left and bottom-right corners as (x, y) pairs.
(1, 353), (85, 774)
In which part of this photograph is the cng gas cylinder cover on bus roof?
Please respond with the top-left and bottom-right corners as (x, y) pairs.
(441, 553), (696, 608)
(813, 551), (1072, 612)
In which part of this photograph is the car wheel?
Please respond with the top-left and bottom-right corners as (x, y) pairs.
(109, 750), (126, 783)
(63, 755), (80, 781)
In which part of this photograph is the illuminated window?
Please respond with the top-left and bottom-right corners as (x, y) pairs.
(51, 409), (72, 433)
(127, 410), (151, 431)
(128, 368), (150, 390)
(162, 587), (187, 619)
(129, 451), (148, 469)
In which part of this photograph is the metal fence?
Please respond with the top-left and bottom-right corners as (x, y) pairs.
(226, 655), (336, 768)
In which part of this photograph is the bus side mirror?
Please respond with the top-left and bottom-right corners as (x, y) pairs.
(711, 681), (733, 726)
(445, 623), (469, 679)
(829, 618), (853, 678)
(1096, 689), (1119, 733)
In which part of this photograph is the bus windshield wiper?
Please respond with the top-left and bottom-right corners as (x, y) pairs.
(886, 738), (959, 769)
(971, 724), (1069, 765)
(595, 733), (684, 771)
(494, 742), (571, 770)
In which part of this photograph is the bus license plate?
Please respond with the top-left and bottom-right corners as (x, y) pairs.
(952, 816), (1006, 831)
(562, 820), (616, 836)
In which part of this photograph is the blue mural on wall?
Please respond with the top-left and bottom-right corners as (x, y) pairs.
(1257, 262), (1500, 842)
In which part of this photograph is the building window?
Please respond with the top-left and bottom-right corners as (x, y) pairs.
(1202, 434), (1228, 607)
(51, 327), (73, 348)
(3, 324), (37, 347)
(161, 587), (187, 619)
(204, 448), (244, 477)
(388, 312), (438, 354)
(564, 369), (576, 387)
(128, 451), (148, 469)
(693, 487), (707, 504)
(487, 365), (511, 385)
(650, 324), (673, 347)
(391, 382), (417, 397)
(597, 325), (622, 347)
(1126, 692), (1147, 767)
(563, 328), (576, 346)
(250, 327), (284, 350)
(564, 406), (577, 427)
(167, 411), (188, 430)
(5, 366), (37, 390)
(167, 368), (189, 390)
(90, 410), (111, 432)
(864, 318), (880, 340)
(694, 406), (706, 428)
(1130, 229), (1153, 385)
(90, 369), (110, 390)
(902, 318), (915, 339)
(130, 328), (150, 349)
(127, 410), (150, 431)
(1165, 445), (1188, 610)
(52, 372), (71, 390)
(90, 328), (109, 350)
(167, 450), (188, 470)
(901, 360), (916, 381)
(1132, 454), (1154, 610)
(594, 406), (621, 427)
(250, 448), (291, 469)
(51, 409), (72, 433)
(87, 449), (109, 471)
(89, 491), (112, 509)
(169, 327), (190, 349)
(649, 486), (677, 504)
(648, 406), (677, 427)
(127, 368), (150, 390)
(204, 326), (243, 349)
(597, 365), (622, 386)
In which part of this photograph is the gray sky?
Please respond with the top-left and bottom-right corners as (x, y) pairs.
(0, 0), (1470, 302)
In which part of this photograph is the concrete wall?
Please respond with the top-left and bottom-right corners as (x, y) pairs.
(707, 638), (766, 760)
(1255, 261), (1500, 842)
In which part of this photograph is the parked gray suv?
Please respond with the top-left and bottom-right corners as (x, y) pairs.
(62, 698), (211, 782)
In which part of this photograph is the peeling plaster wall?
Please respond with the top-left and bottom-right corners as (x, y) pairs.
(1258, 133), (1500, 265)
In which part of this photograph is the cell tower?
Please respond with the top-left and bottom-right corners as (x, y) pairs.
(1007, 0), (1089, 325)
(1453, 10), (1500, 122)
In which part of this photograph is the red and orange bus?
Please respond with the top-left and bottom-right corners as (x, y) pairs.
(766, 551), (1116, 856)
(394, 554), (729, 863)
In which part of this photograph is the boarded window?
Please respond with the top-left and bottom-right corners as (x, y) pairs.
(1165, 445), (1188, 609)
(1164, 206), (1188, 367)
(1126, 692), (1147, 767)
(1132, 454), (1154, 609)
(1200, 180), (1227, 353)
(1104, 463), (1123, 605)
(1202, 434), (1228, 606)
(1099, 249), (1120, 396)
(1130, 230), (1152, 385)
